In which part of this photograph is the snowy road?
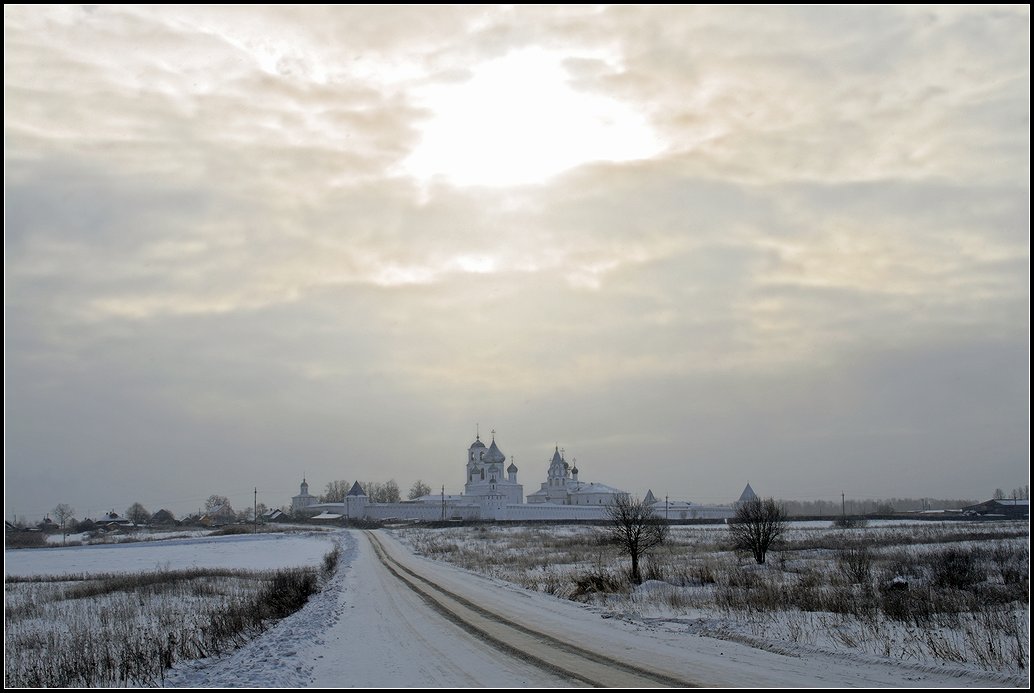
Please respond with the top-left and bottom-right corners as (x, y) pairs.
(166, 529), (1021, 688)
(365, 531), (693, 687)
(164, 530), (575, 687)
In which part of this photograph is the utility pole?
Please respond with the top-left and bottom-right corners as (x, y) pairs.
(441, 485), (446, 521)
(841, 491), (846, 518)
(665, 495), (669, 522)
(254, 487), (258, 534)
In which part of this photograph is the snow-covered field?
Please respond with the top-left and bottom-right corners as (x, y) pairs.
(393, 519), (1030, 680)
(167, 528), (1024, 688)
(5, 531), (340, 687)
(43, 527), (216, 545)
(5, 531), (336, 577)
(5, 523), (1028, 687)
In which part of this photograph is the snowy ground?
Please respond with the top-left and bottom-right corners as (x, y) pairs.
(5, 531), (336, 577)
(7, 525), (1027, 687)
(43, 528), (217, 545)
(393, 520), (1029, 683)
(163, 528), (1023, 688)
(164, 530), (574, 687)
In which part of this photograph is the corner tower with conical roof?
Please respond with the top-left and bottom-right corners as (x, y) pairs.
(344, 480), (368, 519)
(735, 482), (758, 507)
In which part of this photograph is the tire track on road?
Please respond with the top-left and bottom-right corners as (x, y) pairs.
(365, 531), (698, 688)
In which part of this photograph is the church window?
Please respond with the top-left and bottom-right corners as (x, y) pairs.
(480, 469), (485, 480)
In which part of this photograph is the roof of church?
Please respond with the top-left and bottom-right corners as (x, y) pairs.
(470, 436), (486, 449)
(413, 493), (468, 503)
(738, 483), (757, 502)
(550, 446), (564, 465)
(644, 489), (657, 505)
(485, 439), (506, 463)
(507, 461), (518, 473)
(570, 482), (626, 495)
(347, 480), (367, 497)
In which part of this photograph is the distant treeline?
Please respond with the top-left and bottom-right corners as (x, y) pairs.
(778, 497), (979, 516)
(319, 479), (402, 504)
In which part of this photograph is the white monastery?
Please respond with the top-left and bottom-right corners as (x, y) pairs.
(299, 430), (746, 522)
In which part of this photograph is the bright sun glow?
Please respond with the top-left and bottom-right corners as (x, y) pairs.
(402, 48), (664, 187)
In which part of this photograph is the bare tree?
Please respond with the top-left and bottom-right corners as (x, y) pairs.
(409, 479), (432, 500)
(321, 480), (350, 503)
(604, 495), (668, 585)
(993, 488), (1006, 500)
(205, 495), (230, 512)
(381, 480), (401, 503)
(364, 480), (401, 503)
(126, 502), (150, 525)
(52, 503), (75, 544)
(729, 497), (788, 565)
(363, 481), (381, 502)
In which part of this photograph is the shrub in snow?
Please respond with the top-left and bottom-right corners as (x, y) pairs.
(931, 546), (984, 590)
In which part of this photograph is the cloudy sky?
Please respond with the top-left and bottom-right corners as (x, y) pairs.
(5, 6), (1029, 520)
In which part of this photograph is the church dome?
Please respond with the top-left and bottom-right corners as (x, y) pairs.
(470, 436), (486, 449)
(486, 439), (506, 463)
(507, 461), (518, 473)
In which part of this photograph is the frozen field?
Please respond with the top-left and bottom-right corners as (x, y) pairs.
(393, 519), (1030, 680)
(167, 529), (1024, 688)
(43, 528), (217, 545)
(5, 530), (341, 687)
(6, 524), (1027, 687)
(5, 530), (336, 577)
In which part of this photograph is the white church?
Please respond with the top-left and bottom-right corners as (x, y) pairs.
(298, 430), (746, 522)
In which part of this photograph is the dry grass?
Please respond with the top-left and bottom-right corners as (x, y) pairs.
(394, 521), (1029, 674)
(4, 547), (340, 688)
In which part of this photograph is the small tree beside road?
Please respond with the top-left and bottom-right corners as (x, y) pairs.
(604, 495), (668, 585)
(729, 497), (788, 565)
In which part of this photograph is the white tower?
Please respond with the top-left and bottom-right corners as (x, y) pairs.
(546, 446), (571, 503)
(344, 480), (368, 519)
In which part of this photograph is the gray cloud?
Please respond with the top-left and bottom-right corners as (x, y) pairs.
(4, 6), (1028, 519)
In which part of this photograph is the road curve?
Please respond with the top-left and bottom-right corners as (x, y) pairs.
(365, 530), (699, 688)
